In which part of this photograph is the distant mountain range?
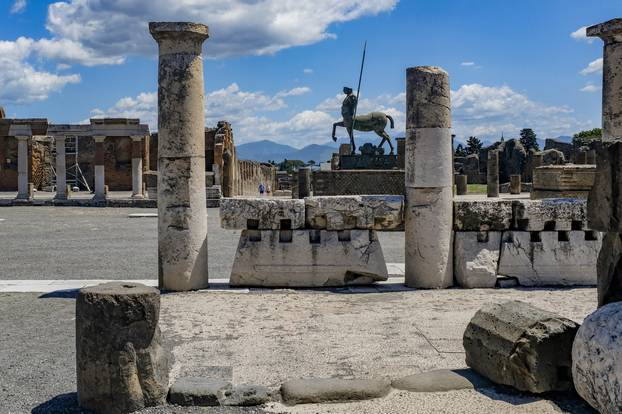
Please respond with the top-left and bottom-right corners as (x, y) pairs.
(237, 136), (575, 163)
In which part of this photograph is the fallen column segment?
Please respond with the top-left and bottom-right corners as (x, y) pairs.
(463, 300), (578, 393)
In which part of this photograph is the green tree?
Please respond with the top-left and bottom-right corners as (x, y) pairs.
(466, 136), (483, 155)
(278, 159), (306, 173)
(307, 160), (316, 166)
(454, 144), (468, 157)
(573, 128), (602, 147)
(519, 128), (539, 151)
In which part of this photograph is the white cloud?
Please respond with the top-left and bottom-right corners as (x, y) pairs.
(303, 68), (313, 74)
(10, 0), (26, 14)
(42, 0), (398, 64)
(580, 83), (600, 93)
(0, 37), (80, 104)
(276, 87), (311, 97)
(451, 83), (590, 142)
(581, 58), (603, 75)
(461, 61), (475, 66)
(570, 26), (594, 43)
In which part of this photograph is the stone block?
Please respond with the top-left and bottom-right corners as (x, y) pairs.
(596, 232), (622, 307)
(497, 231), (600, 286)
(572, 302), (622, 414)
(463, 300), (579, 393)
(453, 200), (513, 231)
(305, 195), (403, 231)
(513, 198), (588, 231)
(76, 282), (169, 413)
(220, 384), (273, 406)
(588, 142), (622, 232)
(168, 377), (231, 407)
(532, 164), (596, 191)
(229, 229), (388, 287)
(281, 378), (391, 405)
(392, 369), (491, 392)
(220, 198), (305, 230)
(454, 232), (501, 288)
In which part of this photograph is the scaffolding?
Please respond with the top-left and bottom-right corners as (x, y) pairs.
(51, 136), (91, 192)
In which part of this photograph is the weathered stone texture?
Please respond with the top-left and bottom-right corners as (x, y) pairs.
(281, 378), (391, 405)
(463, 301), (579, 393)
(486, 150), (499, 198)
(454, 232), (501, 288)
(305, 195), (403, 231)
(596, 232), (622, 306)
(220, 198), (305, 230)
(572, 302), (622, 414)
(497, 231), (600, 286)
(311, 170), (404, 196)
(454, 200), (513, 231)
(392, 369), (491, 392)
(455, 174), (467, 195)
(405, 66), (451, 129)
(531, 164), (595, 199)
(588, 142), (622, 232)
(229, 229), (388, 287)
(76, 282), (169, 414)
(513, 198), (588, 231)
(168, 377), (230, 407)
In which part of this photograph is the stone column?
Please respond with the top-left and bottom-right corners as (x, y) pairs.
(576, 150), (587, 164)
(455, 174), (467, 195)
(587, 19), (622, 141)
(587, 149), (597, 165)
(510, 174), (521, 194)
(131, 136), (144, 199)
(54, 136), (67, 200)
(93, 136), (106, 201)
(405, 66), (453, 288)
(487, 150), (499, 198)
(15, 135), (30, 200)
(150, 22), (209, 291)
(298, 167), (312, 199)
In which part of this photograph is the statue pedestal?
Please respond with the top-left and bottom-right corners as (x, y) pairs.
(339, 154), (398, 170)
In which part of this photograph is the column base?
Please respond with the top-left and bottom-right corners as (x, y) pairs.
(92, 194), (107, 202)
(131, 193), (145, 199)
(15, 193), (31, 201)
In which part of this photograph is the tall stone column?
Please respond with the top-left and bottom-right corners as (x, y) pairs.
(150, 22), (209, 291)
(15, 135), (31, 200)
(298, 167), (311, 199)
(487, 150), (499, 198)
(54, 136), (68, 200)
(405, 66), (453, 288)
(131, 136), (144, 199)
(93, 136), (106, 201)
(588, 19), (622, 141)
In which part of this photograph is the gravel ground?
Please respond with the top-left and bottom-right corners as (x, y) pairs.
(0, 207), (404, 281)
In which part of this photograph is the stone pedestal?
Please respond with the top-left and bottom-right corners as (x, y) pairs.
(298, 167), (311, 199)
(54, 136), (68, 200)
(131, 136), (144, 199)
(509, 175), (521, 194)
(150, 22), (210, 291)
(405, 66), (453, 288)
(576, 150), (588, 164)
(455, 174), (467, 195)
(588, 19), (622, 141)
(93, 136), (106, 201)
(487, 150), (499, 198)
(76, 282), (169, 414)
(15, 136), (30, 200)
(532, 164), (595, 199)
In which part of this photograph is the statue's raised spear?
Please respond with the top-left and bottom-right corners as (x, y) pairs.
(351, 40), (367, 132)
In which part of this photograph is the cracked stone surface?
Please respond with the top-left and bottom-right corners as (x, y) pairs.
(513, 199), (588, 231)
(220, 198), (305, 230)
(497, 231), (600, 286)
(572, 301), (622, 414)
(229, 229), (388, 287)
(464, 301), (579, 393)
(454, 200), (513, 231)
(304, 195), (403, 231)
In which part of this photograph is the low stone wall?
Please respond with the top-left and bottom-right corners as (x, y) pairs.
(235, 160), (277, 196)
(311, 170), (404, 196)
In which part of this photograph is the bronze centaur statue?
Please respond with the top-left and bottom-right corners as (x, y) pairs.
(331, 87), (395, 155)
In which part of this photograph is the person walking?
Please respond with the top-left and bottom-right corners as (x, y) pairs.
(258, 182), (265, 196)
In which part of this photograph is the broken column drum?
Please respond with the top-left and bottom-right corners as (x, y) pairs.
(150, 22), (210, 291)
(509, 174), (521, 194)
(405, 66), (453, 288)
(298, 167), (311, 199)
(76, 282), (169, 414)
(455, 174), (467, 195)
(487, 150), (499, 198)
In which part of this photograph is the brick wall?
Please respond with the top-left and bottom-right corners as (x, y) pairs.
(311, 170), (404, 196)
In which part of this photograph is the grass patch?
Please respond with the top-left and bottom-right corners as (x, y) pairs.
(454, 184), (487, 194)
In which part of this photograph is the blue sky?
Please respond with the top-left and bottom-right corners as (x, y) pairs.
(0, 0), (616, 148)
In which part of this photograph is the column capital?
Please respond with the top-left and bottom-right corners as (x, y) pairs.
(15, 135), (30, 142)
(93, 135), (106, 143)
(52, 135), (67, 142)
(130, 135), (144, 142)
(588, 18), (622, 43)
(149, 22), (209, 42)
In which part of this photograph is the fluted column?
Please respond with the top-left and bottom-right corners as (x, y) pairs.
(92, 136), (106, 201)
(131, 136), (144, 199)
(54, 136), (67, 200)
(150, 22), (210, 291)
